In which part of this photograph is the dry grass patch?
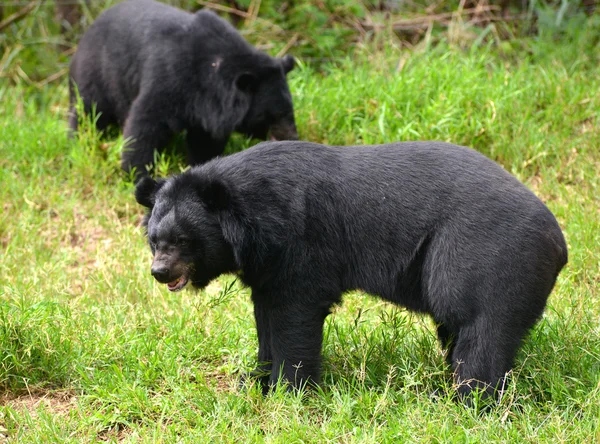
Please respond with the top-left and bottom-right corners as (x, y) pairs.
(0, 389), (77, 416)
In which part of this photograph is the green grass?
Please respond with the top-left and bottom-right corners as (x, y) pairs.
(1, 37), (600, 443)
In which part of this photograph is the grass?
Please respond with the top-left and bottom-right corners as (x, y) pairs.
(1, 21), (600, 444)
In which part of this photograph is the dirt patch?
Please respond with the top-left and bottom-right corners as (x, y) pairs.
(578, 117), (597, 135)
(0, 390), (77, 417)
(209, 371), (234, 393)
(37, 207), (116, 294)
(1, 203), (12, 250)
(0, 232), (8, 250)
(97, 424), (131, 443)
(526, 174), (543, 193)
(0, 390), (134, 442)
(0, 390), (78, 441)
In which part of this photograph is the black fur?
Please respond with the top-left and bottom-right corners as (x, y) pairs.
(135, 177), (166, 209)
(69, 0), (298, 179)
(136, 141), (568, 402)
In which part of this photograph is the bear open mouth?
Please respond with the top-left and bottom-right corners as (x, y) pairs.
(167, 275), (189, 292)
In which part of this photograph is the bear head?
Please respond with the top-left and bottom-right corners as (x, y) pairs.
(191, 10), (299, 144)
(223, 54), (298, 142)
(135, 175), (237, 292)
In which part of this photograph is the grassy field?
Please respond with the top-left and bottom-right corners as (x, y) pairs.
(1, 5), (600, 443)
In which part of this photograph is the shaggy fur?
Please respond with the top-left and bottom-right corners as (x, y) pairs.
(69, 0), (297, 179)
(136, 141), (568, 402)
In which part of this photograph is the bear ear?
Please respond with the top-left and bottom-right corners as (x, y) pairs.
(135, 177), (166, 209)
(281, 55), (295, 74)
(198, 179), (231, 211)
(236, 72), (257, 92)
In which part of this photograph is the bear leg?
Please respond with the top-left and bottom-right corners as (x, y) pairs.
(68, 99), (116, 136)
(68, 106), (78, 136)
(450, 316), (522, 404)
(436, 323), (457, 366)
(122, 108), (173, 180)
(185, 128), (228, 166)
(240, 303), (273, 394)
(266, 303), (331, 391)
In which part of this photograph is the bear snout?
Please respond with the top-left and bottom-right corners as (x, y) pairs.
(269, 113), (298, 140)
(269, 120), (298, 141)
(150, 252), (188, 284)
(151, 265), (172, 283)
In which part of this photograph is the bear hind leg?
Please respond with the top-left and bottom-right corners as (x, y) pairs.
(68, 105), (78, 136)
(450, 317), (523, 404)
(436, 323), (457, 366)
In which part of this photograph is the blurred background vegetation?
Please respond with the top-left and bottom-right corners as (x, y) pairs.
(1, 0), (599, 88)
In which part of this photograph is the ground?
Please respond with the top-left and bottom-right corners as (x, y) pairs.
(0, 40), (599, 442)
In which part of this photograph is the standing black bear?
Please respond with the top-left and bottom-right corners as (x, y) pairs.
(69, 0), (298, 179)
(135, 141), (568, 402)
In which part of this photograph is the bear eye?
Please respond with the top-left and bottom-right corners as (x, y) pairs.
(176, 236), (189, 246)
(149, 234), (158, 247)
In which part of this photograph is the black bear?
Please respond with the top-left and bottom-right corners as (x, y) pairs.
(69, 0), (298, 179)
(135, 141), (568, 402)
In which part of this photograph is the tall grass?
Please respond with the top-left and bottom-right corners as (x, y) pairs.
(1, 0), (598, 82)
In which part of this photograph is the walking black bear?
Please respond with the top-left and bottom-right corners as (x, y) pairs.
(69, 0), (298, 179)
(136, 141), (568, 402)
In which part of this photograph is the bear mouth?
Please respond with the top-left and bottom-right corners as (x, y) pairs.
(167, 275), (189, 292)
